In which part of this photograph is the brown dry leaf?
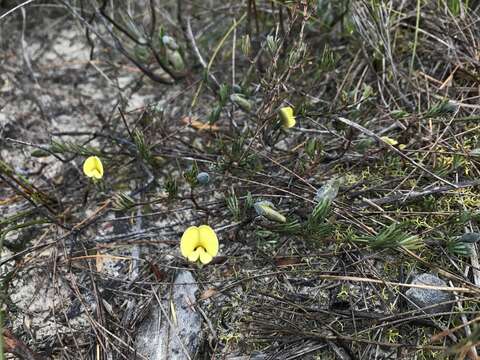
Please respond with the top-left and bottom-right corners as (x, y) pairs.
(181, 116), (220, 131)
(199, 288), (218, 300)
(148, 261), (166, 281)
(274, 257), (304, 267)
(96, 251), (104, 272)
(430, 329), (450, 343)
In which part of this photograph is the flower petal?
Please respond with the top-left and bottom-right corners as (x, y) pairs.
(198, 225), (218, 257)
(279, 107), (296, 128)
(91, 169), (102, 179)
(83, 156), (104, 179)
(199, 249), (213, 264)
(180, 226), (200, 258)
(187, 248), (201, 262)
(380, 136), (398, 146)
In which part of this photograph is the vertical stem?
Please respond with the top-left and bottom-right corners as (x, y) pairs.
(409, 0), (421, 75)
(0, 302), (4, 360)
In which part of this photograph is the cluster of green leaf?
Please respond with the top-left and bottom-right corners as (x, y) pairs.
(352, 223), (424, 250)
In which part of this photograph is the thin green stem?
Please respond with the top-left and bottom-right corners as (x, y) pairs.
(409, 0), (421, 75)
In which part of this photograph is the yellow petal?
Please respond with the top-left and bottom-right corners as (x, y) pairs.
(380, 136), (398, 146)
(199, 249), (213, 264)
(187, 248), (201, 262)
(83, 156), (104, 179)
(198, 225), (218, 257)
(180, 226), (200, 258)
(279, 107), (296, 128)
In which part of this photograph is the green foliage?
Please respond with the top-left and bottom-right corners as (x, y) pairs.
(226, 188), (241, 220)
(271, 219), (303, 234)
(424, 100), (458, 119)
(446, 238), (471, 257)
(304, 199), (334, 241)
(133, 129), (152, 162)
(305, 138), (322, 160)
(353, 223), (424, 250)
(42, 140), (101, 157)
(319, 44), (336, 71)
(112, 192), (136, 211)
(164, 175), (178, 200)
(183, 163), (199, 187)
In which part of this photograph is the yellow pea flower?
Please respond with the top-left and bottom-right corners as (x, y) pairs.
(83, 156), (104, 179)
(180, 225), (219, 265)
(380, 136), (398, 146)
(279, 106), (296, 128)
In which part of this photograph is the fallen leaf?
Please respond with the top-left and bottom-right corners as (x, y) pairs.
(181, 116), (220, 131)
(274, 257), (304, 267)
(199, 288), (218, 300)
(148, 261), (166, 281)
(96, 251), (104, 272)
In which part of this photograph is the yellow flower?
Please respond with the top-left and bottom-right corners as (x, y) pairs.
(279, 106), (296, 128)
(380, 136), (398, 146)
(83, 156), (104, 179)
(180, 225), (219, 264)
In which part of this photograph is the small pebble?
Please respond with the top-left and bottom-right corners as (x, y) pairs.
(459, 232), (480, 244)
(405, 273), (453, 315)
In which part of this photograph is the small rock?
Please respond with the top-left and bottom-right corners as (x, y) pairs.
(136, 271), (202, 359)
(459, 232), (480, 243)
(405, 273), (453, 314)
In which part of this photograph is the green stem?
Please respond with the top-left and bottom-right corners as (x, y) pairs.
(409, 0), (421, 75)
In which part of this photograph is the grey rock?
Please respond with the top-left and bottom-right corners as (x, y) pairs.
(405, 273), (453, 314)
(226, 352), (266, 360)
(136, 271), (202, 359)
(459, 232), (480, 244)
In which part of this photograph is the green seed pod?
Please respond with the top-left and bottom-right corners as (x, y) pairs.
(230, 93), (252, 112)
(166, 49), (185, 71)
(254, 201), (286, 223)
(31, 149), (50, 157)
(314, 177), (343, 203)
(162, 35), (179, 50)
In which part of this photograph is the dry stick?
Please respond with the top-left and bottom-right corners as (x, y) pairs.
(152, 287), (193, 360)
(219, 270), (478, 295)
(259, 152), (317, 192)
(401, 246), (480, 315)
(275, 328), (445, 351)
(190, 12), (247, 107)
(336, 117), (457, 188)
(461, 199), (480, 358)
(0, 0), (36, 20)
(315, 274), (475, 293)
(183, 16), (219, 87)
(3, 329), (45, 360)
(452, 283), (478, 359)
(362, 179), (480, 207)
